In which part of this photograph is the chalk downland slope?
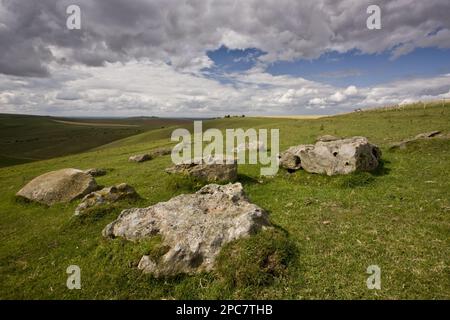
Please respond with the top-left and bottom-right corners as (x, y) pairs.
(0, 102), (449, 299)
(0, 114), (191, 167)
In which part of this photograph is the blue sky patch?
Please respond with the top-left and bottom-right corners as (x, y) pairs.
(206, 46), (450, 88)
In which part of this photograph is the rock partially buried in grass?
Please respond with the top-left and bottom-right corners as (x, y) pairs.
(280, 136), (381, 175)
(315, 135), (340, 142)
(102, 182), (271, 276)
(149, 147), (172, 157)
(389, 130), (442, 150)
(128, 148), (171, 163)
(128, 154), (152, 163)
(74, 183), (139, 215)
(16, 168), (98, 206)
(165, 155), (237, 182)
(83, 168), (107, 177)
(414, 131), (441, 139)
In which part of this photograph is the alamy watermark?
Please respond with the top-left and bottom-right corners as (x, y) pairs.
(171, 121), (279, 176)
(366, 265), (381, 290)
(366, 5), (381, 30)
(66, 5), (81, 30)
(66, 265), (81, 290)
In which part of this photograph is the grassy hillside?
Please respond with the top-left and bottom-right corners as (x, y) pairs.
(0, 103), (449, 299)
(0, 114), (191, 167)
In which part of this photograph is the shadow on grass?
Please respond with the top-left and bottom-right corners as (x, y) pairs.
(13, 195), (49, 208)
(237, 173), (260, 186)
(165, 174), (211, 193)
(214, 222), (298, 295)
(338, 159), (390, 188)
(371, 159), (391, 176)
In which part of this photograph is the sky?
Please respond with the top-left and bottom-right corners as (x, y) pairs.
(0, 0), (450, 117)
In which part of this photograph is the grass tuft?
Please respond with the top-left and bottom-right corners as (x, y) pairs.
(214, 227), (297, 290)
(339, 172), (376, 188)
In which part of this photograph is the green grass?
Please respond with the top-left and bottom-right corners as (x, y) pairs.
(0, 113), (190, 167)
(0, 102), (449, 299)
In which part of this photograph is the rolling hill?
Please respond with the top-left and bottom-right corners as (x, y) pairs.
(0, 114), (192, 167)
(0, 102), (449, 299)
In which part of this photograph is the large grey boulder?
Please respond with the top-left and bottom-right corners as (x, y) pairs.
(165, 155), (237, 182)
(103, 183), (271, 276)
(16, 168), (98, 205)
(75, 183), (139, 215)
(280, 136), (381, 175)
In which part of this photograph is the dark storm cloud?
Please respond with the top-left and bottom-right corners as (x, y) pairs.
(1, 0), (450, 77)
(0, 36), (52, 77)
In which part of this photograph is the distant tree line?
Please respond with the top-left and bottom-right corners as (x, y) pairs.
(224, 114), (245, 118)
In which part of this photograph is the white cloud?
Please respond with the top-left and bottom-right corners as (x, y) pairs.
(329, 91), (346, 102)
(344, 85), (358, 96)
(1, 62), (449, 117)
(309, 97), (326, 105)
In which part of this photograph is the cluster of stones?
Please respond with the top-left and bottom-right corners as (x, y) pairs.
(15, 135), (390, 276)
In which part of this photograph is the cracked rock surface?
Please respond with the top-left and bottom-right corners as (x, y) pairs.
(280, 136), (381, 175)
(102, 183), (271, 276)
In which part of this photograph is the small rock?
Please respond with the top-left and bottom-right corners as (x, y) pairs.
(75, 183), (139, 215)
(414, 131), (441, 139)
(165, 155), (237, 182)
(83, 168), (107, 177)
(149, 147), (172, 157)
(389, 141), (409, 150)
(390, 130), (442, 150)
(316, 135), (340, 142)
(129, 154), (152, 163)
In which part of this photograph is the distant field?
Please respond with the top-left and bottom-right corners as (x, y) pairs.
(0, 102), (448, 299)
(255, 115), (326, 119)
(52, 120), (139, 127)
(0, 114), (191, 167)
